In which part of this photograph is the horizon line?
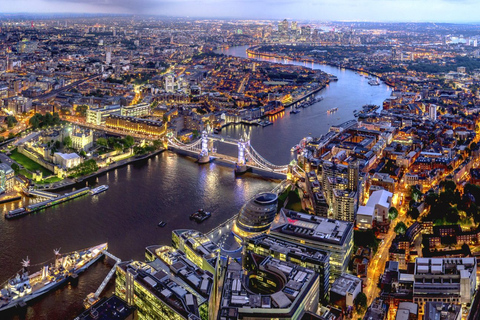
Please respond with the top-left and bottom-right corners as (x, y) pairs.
(0, 12), (480, 25)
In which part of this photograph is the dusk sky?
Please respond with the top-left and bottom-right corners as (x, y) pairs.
(0, 0), (479, 22)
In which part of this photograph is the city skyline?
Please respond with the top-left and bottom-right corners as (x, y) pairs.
(1, 0), (480, 23)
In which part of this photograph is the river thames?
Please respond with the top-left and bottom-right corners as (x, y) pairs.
(0, 46), (391, 320)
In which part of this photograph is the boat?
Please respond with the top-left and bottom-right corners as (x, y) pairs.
(158, 221), (167, 227)
(0, 243), (107, 312)
(368, 79), (380, 86)
(5, 208), (27, 219)
(259, 120), (273, 127)
(190, 209), (211, 223)
(290, 108), (301, 114)
(327, 107), (338, 114)
(90, 185), (109, 195)
(5, 187), (91, 220)
(291, 145), (301, 152)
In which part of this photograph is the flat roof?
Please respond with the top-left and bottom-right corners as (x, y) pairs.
(74, 295), (135, 320)
(270, 209), (353, 246)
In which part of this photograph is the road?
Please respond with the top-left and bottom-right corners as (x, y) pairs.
(363, 194), (409, 309)
(237, 75), (249, 94)
(33, 74), (101, 101)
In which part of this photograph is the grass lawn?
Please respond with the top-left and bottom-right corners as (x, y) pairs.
(37, 176), (63, 184)
(10, 149), (53, 176)
(19, 169), (32, 179)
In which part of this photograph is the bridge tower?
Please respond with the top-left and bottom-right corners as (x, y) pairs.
(198, 131), (210, 164)
(235, 137), (249, 175)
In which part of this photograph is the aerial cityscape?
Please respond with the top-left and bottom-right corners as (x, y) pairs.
(2, 1), (480, 320)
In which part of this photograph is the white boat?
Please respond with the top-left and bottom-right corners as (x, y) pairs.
(90, 185), (109, 195)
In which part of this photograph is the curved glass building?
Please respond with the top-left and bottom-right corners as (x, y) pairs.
(233, 192), (278, 239)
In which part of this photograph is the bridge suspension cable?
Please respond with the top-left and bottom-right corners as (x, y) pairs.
(168, 137), (202, 151)
(245, 145), (289, 173)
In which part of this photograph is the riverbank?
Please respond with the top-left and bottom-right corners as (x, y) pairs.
(0, 195), (22, 204)
(39, 148), (165, 192)
(246, 46), (395, 89)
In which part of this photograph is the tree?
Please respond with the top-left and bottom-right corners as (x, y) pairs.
(410, 186), (422, 202)
(394, 221), (408, 235)
(354, 292), (367, 313)
(107, 137), (116, 148)
(153, 140), (163, 149)
(446, 207), (460, 224)
(63, 136), (72, 148)
(407, 207), (420, 220)
(44, 112), (53, 126)
(11, 163), (19, 174)
(388, 207), (398, 220)
(444, 180), (456, 192)
(96, 137), (108, 147)
(123, 135), (135, 148)
(113, 143), (123, 152)
(54, 140), (61, 150)
(6, 116), (17, 128)
(425, 192), (438, 206)
(29, 114), (40, 129)
(75, 105), (88, 117)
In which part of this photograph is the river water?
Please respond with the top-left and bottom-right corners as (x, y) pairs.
(214, 45), (392, 165)
(0, 45), (392, 320)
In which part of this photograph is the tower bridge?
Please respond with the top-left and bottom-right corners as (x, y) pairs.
(167, 131), (293, 178)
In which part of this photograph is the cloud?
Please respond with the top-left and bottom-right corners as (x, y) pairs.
(2, 0), (480, 21)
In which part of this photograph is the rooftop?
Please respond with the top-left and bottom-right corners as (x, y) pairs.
(330, 273), (361, 296)
(366, 189), (393, 208)
(118, 260), (204, 319)
(245, 234), (330, 264)
(270, 209), (353, 246)
(424, 302), (461, 320)
(54, 152), (81, 160)
(218, 254), (318, 319)
(74, 295), (135, 320)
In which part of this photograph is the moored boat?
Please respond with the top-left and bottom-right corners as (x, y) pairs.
(0, 243), (107, 312)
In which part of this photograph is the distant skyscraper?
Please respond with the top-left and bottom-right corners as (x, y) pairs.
(429, 104), (437, 121)
(291, 21), (298, 31)
(278, 19), (289, 33)
(112, 27), (116, 37)
(105, 47), (112, 65)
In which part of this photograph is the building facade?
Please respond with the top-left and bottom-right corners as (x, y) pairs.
(105, 115), (166, 137)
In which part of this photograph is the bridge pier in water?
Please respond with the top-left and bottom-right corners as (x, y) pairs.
(198, 131), (210, 164)
(235, 138), (248, 175)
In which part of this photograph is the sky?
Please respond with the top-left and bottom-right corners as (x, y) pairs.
(1, 0), (480, 23)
